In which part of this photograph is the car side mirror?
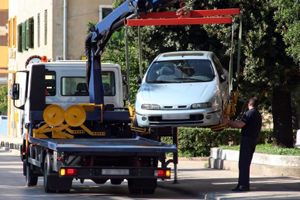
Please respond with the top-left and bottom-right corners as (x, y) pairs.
(136, 77), (142, 84)
(11, 83), (20, 100)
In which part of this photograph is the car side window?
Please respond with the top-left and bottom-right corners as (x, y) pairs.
(212, 55), (225, 80)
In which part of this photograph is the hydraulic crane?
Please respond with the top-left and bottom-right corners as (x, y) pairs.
(85, 0), (176, 105)
(85, 0), (241, 130)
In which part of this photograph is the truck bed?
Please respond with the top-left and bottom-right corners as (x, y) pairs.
(29, 136), (176, 153)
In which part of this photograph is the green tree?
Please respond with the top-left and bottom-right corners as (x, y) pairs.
(273, 0), (300, 64)
(202, 0), (298, 147)
(0, 86), (8, 113)
(102, 28), (143, 104)
(106, 0), (298, 147)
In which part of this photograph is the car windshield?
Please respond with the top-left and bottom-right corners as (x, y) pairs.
(146, 59), (215, 83)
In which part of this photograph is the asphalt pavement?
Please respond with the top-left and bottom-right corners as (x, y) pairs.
(1, 147), (300, 200)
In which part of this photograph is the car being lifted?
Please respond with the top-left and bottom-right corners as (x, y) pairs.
(135, 51), (229, 127)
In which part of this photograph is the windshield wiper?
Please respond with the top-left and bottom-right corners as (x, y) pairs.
(174, 77), (209, 82)
(147, 80), (174, 83)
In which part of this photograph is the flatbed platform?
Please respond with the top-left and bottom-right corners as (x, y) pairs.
(29, 136), (177, 153)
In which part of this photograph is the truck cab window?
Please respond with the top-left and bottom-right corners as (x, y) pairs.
(45, 71), (56, 96)
(61, 77), (88, 96)
(102, 71), (115, 96)
(61, 72), (115, 97)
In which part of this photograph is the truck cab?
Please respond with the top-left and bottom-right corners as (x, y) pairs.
(12, 61), (125, 136)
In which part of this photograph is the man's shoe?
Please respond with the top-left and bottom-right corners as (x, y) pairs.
(232, 185), (250, 192)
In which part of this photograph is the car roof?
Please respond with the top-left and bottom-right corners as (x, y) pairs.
(154, 51), (214, 62)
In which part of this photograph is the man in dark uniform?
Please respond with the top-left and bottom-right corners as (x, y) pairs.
(223, 97), (262, 192)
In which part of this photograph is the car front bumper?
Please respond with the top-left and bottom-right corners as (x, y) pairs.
(135, 108), (222, 127)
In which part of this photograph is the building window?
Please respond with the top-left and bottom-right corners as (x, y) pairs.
(99, 5), (113, 21)
(45, 70), (56, 96)
(44, 9), (47, 45)
(37, 13), (40, 47)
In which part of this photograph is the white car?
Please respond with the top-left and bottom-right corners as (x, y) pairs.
(135, 51), (229, 127)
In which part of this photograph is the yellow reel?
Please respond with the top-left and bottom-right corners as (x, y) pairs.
(43, 104), (65, 126)
(64, 105), (86, 127)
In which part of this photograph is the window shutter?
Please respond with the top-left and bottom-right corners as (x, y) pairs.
(17, 24), (22, 52)
(21, 22), (26, 51)
(25, 20), (29, 50)
(28, 18), (34, 48)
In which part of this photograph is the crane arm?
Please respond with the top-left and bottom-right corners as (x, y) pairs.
(85, 0), (177, 104)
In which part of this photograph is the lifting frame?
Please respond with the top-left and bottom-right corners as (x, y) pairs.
(123, 7), (242, 182)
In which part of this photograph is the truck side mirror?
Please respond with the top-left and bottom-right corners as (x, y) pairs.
(11, 83), (20, 100)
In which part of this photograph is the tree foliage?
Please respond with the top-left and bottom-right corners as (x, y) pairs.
(273, 0), (300, 64)
(0, 86), (8, 113)
(105, 0), (299, 147)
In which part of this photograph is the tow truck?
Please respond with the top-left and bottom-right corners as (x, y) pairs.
(10, 0), (241, 194)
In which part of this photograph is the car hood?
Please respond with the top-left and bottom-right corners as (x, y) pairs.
(136, 81), (218, 106)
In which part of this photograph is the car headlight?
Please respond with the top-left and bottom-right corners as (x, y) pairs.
(141, 104), (161, 110)
(191, 102), (212, 109)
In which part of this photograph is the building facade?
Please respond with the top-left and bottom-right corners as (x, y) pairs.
(7, 0), (113, 137)
(0, 0), (8, 85)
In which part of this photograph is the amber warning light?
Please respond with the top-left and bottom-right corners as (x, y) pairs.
(155, 169), (171, 178)
(60, 168), (77, 176)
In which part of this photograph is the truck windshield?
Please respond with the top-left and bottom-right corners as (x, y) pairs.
(146, 59), (215, 83)
(61, 72), (115, 96)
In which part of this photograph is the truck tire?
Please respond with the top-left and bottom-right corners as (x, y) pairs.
(25, 162), (38, 186)
(43, 153), (57, 193)
(23, 161), (26, 176)
(128, 178), (157, 194)
(43, 153), (73, 193)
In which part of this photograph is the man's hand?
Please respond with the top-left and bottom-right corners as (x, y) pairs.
(222, 118), (230, 124)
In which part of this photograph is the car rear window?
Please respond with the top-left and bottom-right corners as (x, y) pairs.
(146, 59), (215, 83)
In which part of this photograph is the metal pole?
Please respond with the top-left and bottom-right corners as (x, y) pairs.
(63, 0), (68, 60)
(172, 127), (178, 184)
(237, 14), (243, 77)
(125, 26), (130, 103)
(138, 26), (143, 79)
(228, 22), (235, 92)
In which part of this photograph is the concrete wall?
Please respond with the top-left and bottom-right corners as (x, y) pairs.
(0, 1), (8, 69)
(209, 147), (300, 177)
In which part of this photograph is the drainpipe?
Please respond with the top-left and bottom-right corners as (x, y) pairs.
(63, 0), (67, 60)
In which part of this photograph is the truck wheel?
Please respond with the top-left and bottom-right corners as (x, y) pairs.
(25, 162), (38, 186)
(128, 179), (157, 194)
(43, 153), (57, 193)
(23, 161), (26, 176)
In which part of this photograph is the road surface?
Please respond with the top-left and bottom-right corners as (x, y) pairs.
(1, 147), (300, 200)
